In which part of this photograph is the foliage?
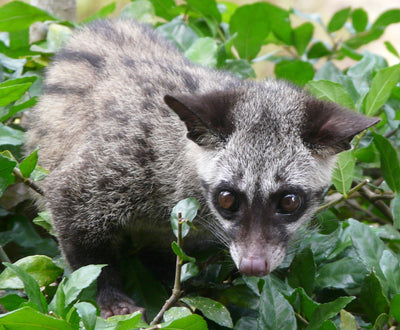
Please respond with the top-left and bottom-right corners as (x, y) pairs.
(0, 0), (400, 329)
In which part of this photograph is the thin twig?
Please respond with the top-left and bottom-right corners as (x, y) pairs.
(150, 213), (184, 326)
(13, 167), (44, 196)
(317, 179), (370, 213)
(358, 185), (394, 222)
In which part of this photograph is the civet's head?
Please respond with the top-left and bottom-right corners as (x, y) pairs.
(165, 80), (379, 276)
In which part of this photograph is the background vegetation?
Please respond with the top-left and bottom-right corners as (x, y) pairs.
(0, 0), (400, 329)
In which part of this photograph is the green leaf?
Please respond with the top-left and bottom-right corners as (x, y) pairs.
(307, 296), (355, 330)
(275, 60), (314, 86)
(392, 194), (400, 229)
(293, 23), (314, 55)
(340, 309), (357, 329)
(0, 81), (33, 107)
(308, 80), (355, 109)
(184, 37), (218, 67)
(180, 262), (199, 282)
(315, 256), (369, 290)
(390, 293), (400, 322)
(288, 248), (315, 295)
(345, 28), (384, 49)
(157, 18), (198, 52)
(0, 124), (24, 146)
(48, 278), (66, 318)
(170, 197), (200, 238)
(186, 0), (221, 23)
(181, 296), (233, 328)
(373, 133), (400, 193)
(384, 41), (400, 58)
(74, 302), (97, 330)
(287, 287), (318, 320)
(30, 165), (49, 182)
(0, 306), (73, 329)
(95, 312), (145, 329)
(161, 314), (208, 329)
(364, 64), (400, 116)
(328, 7), (351, 33)
(0, 294), (26, 312)
(347, 219), (386, 282)
(163, 307), (192, 322)
(33, 211), (55, 236)
(264, 3), (292, 45)
(223, 59), (256, 79)
(120, 0), (155, 23)
(0, 255), (63, 289)
(1, 96), (38, 122)
(63, 264), (104, 306)
(2, 263), (47, 313)
(307, 41), (331, 59)
(352, 8), (368, 33)
(0, 153), (16, 196)
(82, 2), (116, 23)
(379, 250), (400, 296)
(331, 150), (355, 197)
(372, 9), (400, 29)
(360, 270), (390, 321)
(19, 149), (38, 179)
(257, 276), (296, 330)
(229, 3), (271, 59)
(171, 241), (195, 263)
(148, 0), (178, 20)
(0, 1), (56, 32)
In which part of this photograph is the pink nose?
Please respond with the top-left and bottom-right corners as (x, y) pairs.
(239, 257), (269, 277)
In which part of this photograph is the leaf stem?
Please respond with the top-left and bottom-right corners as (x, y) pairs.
(13, 167), (44, 196)
(150, 212), (184, 326)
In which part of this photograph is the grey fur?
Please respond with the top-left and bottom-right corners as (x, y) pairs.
(25, 19), (379, 317)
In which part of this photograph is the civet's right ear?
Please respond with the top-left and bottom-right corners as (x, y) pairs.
(164, 91), (236, 147)
(301, 98), (381, 154)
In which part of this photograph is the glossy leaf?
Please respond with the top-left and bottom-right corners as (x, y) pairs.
(19, 149), (38, 179)
(364, 64), (400, 116)
(392, 194), (400, 229)
(181, 296), (233, 328)
(288, 248), (315, 295)
(170, 197), (199, 238)
(184, 37), (218, 67)
(180, 262), (199, 282)
(257, 276), (296, 330)
(0, 124), (24, 146)
(373, 133), (400, 193)
(74, 302), (97, 330)
(161, 314), (208, 329)
(331, 150), (355, 197)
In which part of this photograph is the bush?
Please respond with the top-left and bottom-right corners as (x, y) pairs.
(0, 1), (400, 329)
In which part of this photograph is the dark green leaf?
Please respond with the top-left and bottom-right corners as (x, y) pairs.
(74, 302), (97, 330)
(308, 80), (355, 109)
(390, 293), (400, 322)
(373, 133), (400, 193)
(0, 153), (16, 196)
(288, 248), (315, 295)
(63, 265), (104, 306)
(148, 0), (178, 20)
(345, 28), (384, 49)
(0, 306), (73, 329)
(328, 7), (351, 33)
(257, 276), (296, 330)
(48, 278), (66, 318)
(264, 3), (292, 45)
(186, 0), (221, 23)
(331, 150), (356, 197)
(2, 263), (47, 313)
(0, 1), (56, 32)
(229, 3), (270, 59)
(360, 270), (389, 321)
(0, 294), (26, 312)
(0, 255), (62, 289)
(364, 64), (400, 116)
(307, 41), (331, 59)
(0, 124), (24, 146)
(275, 60), (314, 86)
(379, 250), (400, 296)
(293, 23), (314, 55)
(315, 257), (369, 290)
(181, 296), (233, 328)
(373, 9), (400, 29)
(287, 287), (318, 320)
(308, 296), (355, 330)
(352, 8), (368, 33)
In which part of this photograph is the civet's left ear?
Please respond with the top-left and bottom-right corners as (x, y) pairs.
(301, 98), (381, 153)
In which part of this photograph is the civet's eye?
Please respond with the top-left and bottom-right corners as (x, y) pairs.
(278, 194), (301, 214)
(218, 191), (237, 211)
